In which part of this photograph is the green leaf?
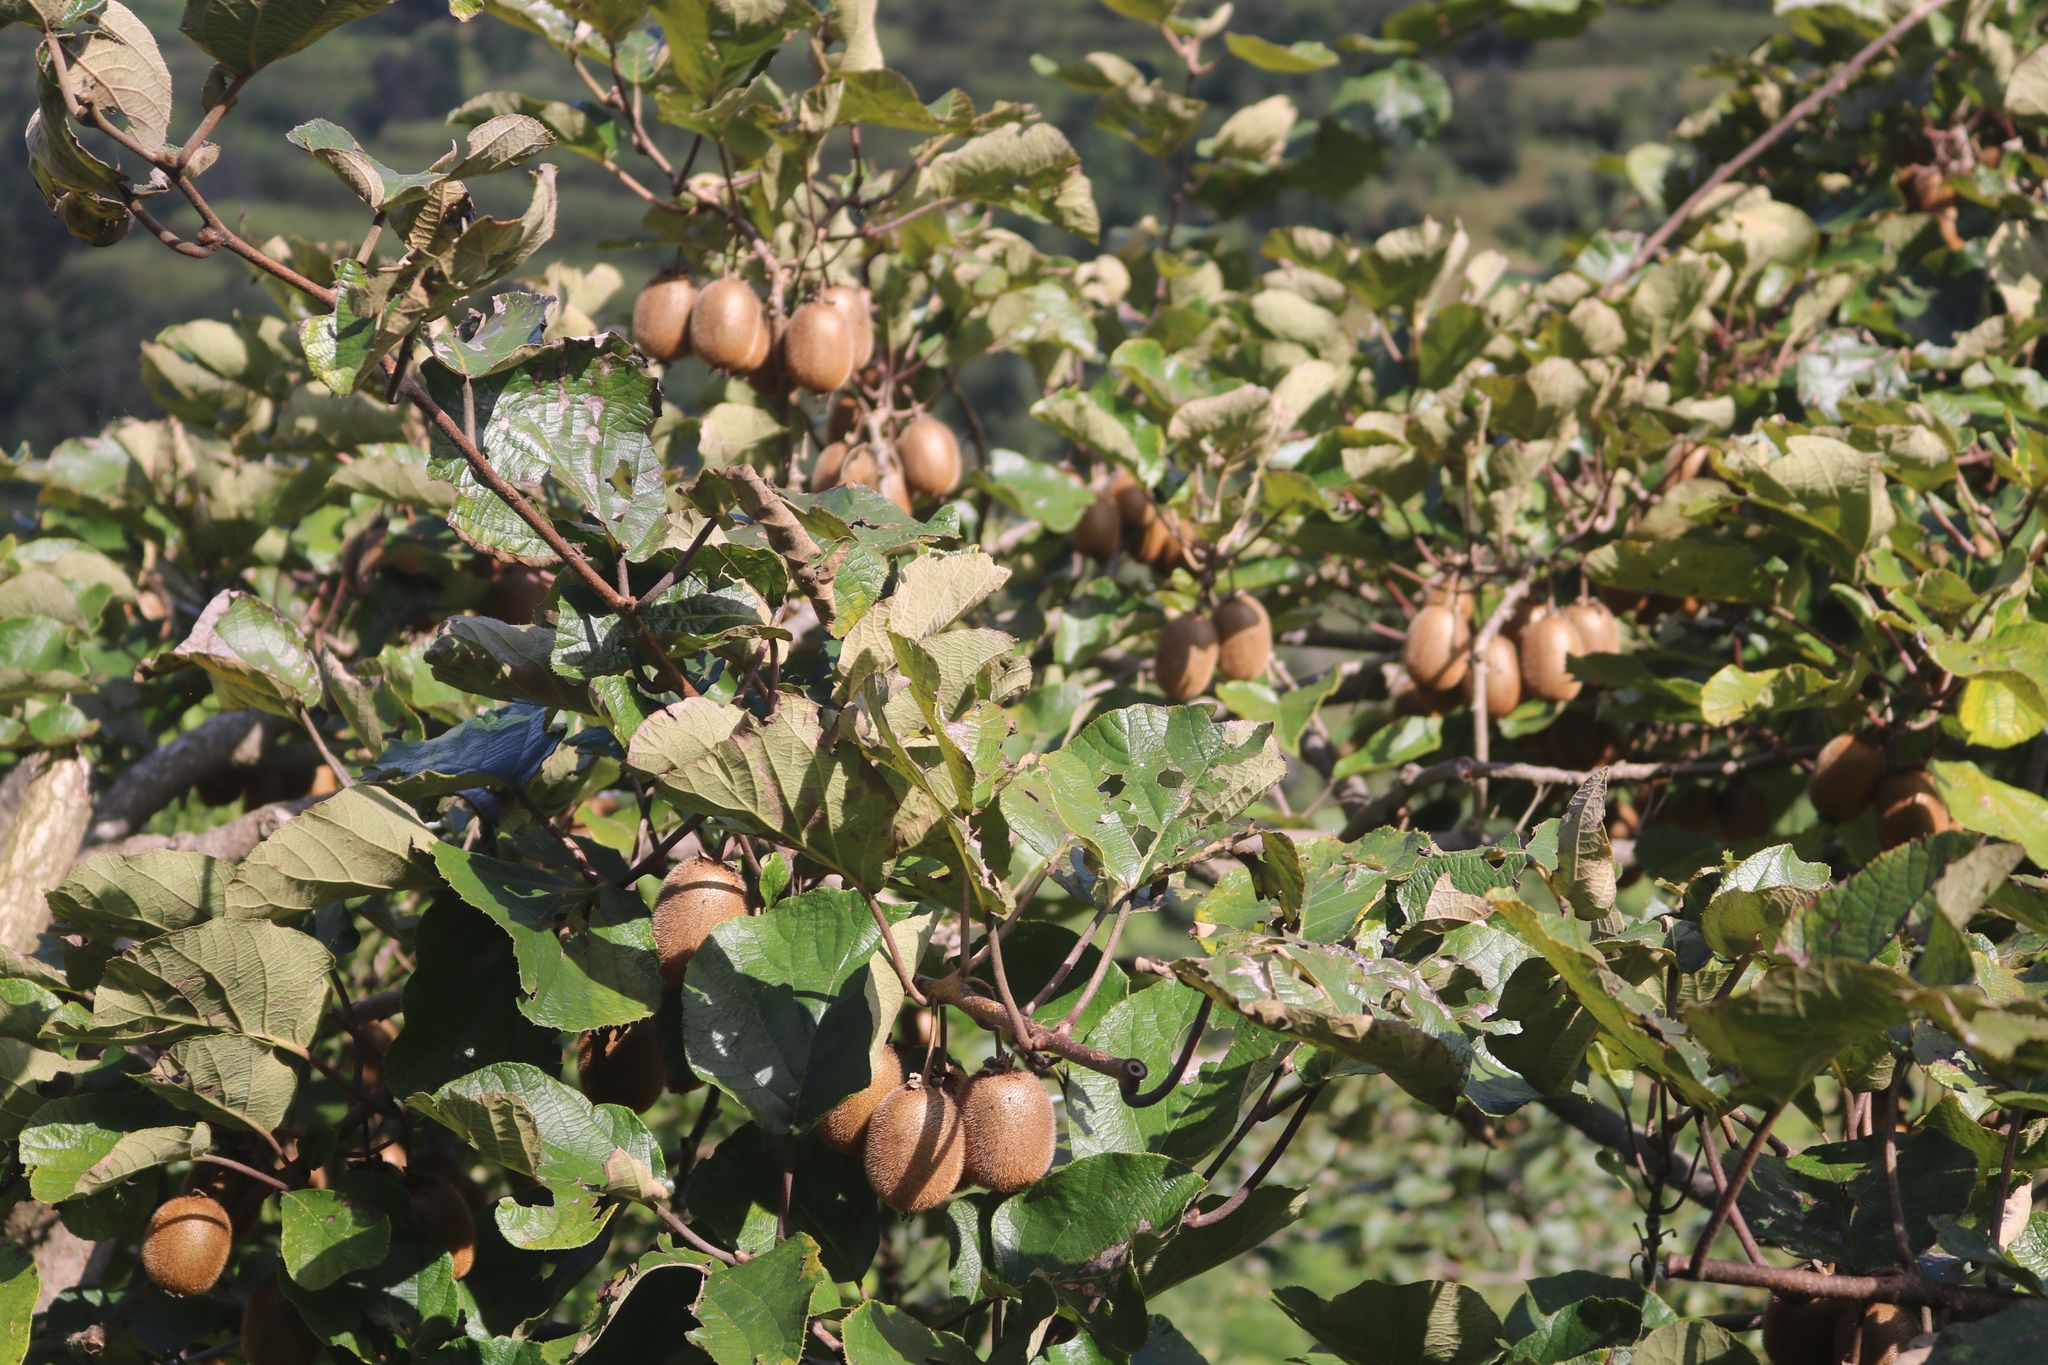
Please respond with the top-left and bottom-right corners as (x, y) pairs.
(2008, 42), (2048, 118)
(917, 122), (1099, 239)
(1067, 980), (1272, 1162)
(988, 1152), (1205, 1291)
(424, 617), (592, 712)
(433, 844), (661, 1032)
(1932, 760), (2048, 868)
(681, 890), (888, 1135)
(1739, 1130), (1977, 1273)
(183, 0), (395, 74)
(494, 1181), (614, 1252)
(225, 786), (438, 917)
(422, 333), (663, 564)
(1687, 960), (1910, 1104)
(59, 3), (173, 153)
(1632, 1321), (1757, 1365)
(1583, 535), (1775, 605)
(686, 1122), (878, 1280)
(0, 1242), (35, 1365)
(281, 1187), (392, 1289)
(386, 900), (559, 1098)
(1703, 844), (1830, 958)
(1699, 663), (1861, 725)
(408, 1061), (666, 1202)
(627, 696), (899, 891)
(983, 448), (1096, 533)
(1272, 1279), (1503, 1365)
(18, 1094), (210, 1202)
(363, 703), (559, 797)
(1001, 704), (1284, 905)
(1214, 672), (1338, 755)
(67, 918), (333, 1049)
(1141, 1184), (1304, 1294)
(687, 1233), (826, 1365)
(143, 590), (321, 717)
(1791, 832), (1974, 963)
(840, 1301), (980, 1365)
(1223, 33), (1337, 72)
(1330, 715), (1443, 779)
(46, 850), (225, 940)
(140, 1033), (300, 1133)
(1550, 772), (1615, 920)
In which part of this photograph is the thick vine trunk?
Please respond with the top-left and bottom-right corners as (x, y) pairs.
(0, 752), (92, 956)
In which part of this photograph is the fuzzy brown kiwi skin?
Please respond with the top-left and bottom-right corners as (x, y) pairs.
(577, 1018), (667, 1114)
(689, 278), (766, 372)
(898, 417), (963, 498)
(863, 1078), (966, 1212)
(1108, 470), (1149, 528)
(243, 1276), (322, 1365)
(1809, 732), (1884, 822)
(1460, 632), (1521, 718)
(1519, 612), (1584, 704)
(960, 1070), (1056, 1193)
(1073, 494), (1122, 560)
(811, 442), (850, 492)
(1875, 769), (1955, 848)
(1760, 1294), (1846, 1365)
(878, 461), (914, 514)
(818, 1044), (904, 1154)
(1561, 601), (1620, 657)
(1157, 615), (1220, 702)
(408, 1173), (477, 1279)
(653, 857), (748, 984)
(782, 301), (855, 393)
(1834, 1301), (1919, 1365)
(1403, 604), (1470, 692)
(1212, 594), (1272, 682)
(632, 273), (697, 363)
(142, 1193), (234, 1296)
(816, 284), (876, 369)
(1423, 581), (1475, 624)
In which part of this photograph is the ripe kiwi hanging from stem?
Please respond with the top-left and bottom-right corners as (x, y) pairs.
(960, 1067), (1056, 1193)
(1403, 604), (1471, 693)
(863, 1073), (966, 1212)
(577, 1017), (667, 1114)
(898, 416), (962, 499)
(653, 857), (748, 984)
(408, 1173), (477, 1279)
(818, 1044), (903, 1154)
(1808, 732), (1883, 823)
(1156, 614), (1219, 702)
(689, 277), (767, 373)
(1212, 594), (1272, 682)
(142, 1193), (234, 1296)
(632, 272), (697, 362)
(782, 300), (855, 393)
(816, 284), (876, 370)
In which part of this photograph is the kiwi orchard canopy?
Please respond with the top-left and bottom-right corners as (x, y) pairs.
(6, 0), (2048, 1361)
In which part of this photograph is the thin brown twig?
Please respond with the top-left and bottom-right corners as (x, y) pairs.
(1661, 1255), (2017, 1316)
(1688, 1102), (1785, 1274)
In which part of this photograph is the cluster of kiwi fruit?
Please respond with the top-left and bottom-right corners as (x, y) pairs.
(817, 1046), (1058, 1211)
(1155, 593), (1272, 703)
(1400, 585), (1621, 718)
(1074, 471), (1200, 575)
(1761, 1293), (1923, 1365)
(632, 270), (964, 511)
(1805, 732), (1954, 849)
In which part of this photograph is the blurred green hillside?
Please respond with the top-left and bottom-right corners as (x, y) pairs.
(0, 0), (1774, 452)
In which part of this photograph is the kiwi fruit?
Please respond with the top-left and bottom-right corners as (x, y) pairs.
(2001, 1181), (2035, 1248)
(898, 417), (963, 499)
(1073, 493), (1122, 560)
(653, 857), (748, 984)
(408, 1173), (477, 1279)
(1422, 580), (1475, 624)
(1106, 470), (1148, 528)
(782, 301), (855, 393)
(1135, 506), (1183, 573)
(960, 1069), (1056, 1193)
(1875, 770), (1954, 849)
(1392, 670), (1456, 717)
(878, 461), (914, 514)
(1403, 604), (1471, 693)
(1156, 614), (1220, 702)
(355, 1016), (397, 1090)
(816, 284), (876, 369)
(1461, 633), (1522, 718)
(242, 1276), (321, 1365)
(863, 1077), (966, 1212)
(827, 394), (864, 442)
(818, 1044), (904, 1154)
(632, 272), (697, 362)
(1835, 1301), (1920, 1365)
(142, 1193), (234, 1296)
(838, 446), (883, 492)
(811, 442), (851, 492)
(1809, 732), (1884, 823)
(577, 1018), (667, 1113)
(1212, 594), (1272, 682)
(1562, 601), (1620, 657)
(1760, 1294), (1846, 1365)
(689, 277), (767, 373)
(1520, 612), (1583, 704)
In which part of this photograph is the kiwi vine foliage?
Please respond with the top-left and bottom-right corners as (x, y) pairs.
(10, 0), (2048, 1361)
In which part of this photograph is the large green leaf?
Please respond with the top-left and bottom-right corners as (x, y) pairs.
(46, 850), (226, 940)
(281, 1187), (392, 1289)
(1739, 1130), (1977, 1273)
(225, 786), (438, 917)
(1067, 979), (1276, 1161)
(0, 1243), (34, 1365)
(432, 844), (661, 1031)
(1703, 844), (1831, 959)
(17, 1094), (210, 1202)
(140, 1033), (300, 1133)
(1790, 832), (1975, 962)
(988, 1152), (1205, 1292)
(143, 590), (321, 717)
(839, 1301), (980, 1365)
(183, 0), (397, 74)
(1273, 1279), (1503, 1365)
(1932, 760), (2048, 868)
(384, 899), (559, 1097)
(362, 702), (559, 797)
(1001, 704), (1284, 905)
(1686, 960), (1910, 1104)
(409, 1062), (666, 1201)
(686, 1233), (827, 1365)
(680, 890), (889, 1135)
(66, 918), (333, 1049)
